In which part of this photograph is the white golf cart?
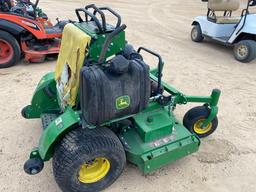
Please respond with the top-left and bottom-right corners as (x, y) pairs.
(191, 0), (256, 63)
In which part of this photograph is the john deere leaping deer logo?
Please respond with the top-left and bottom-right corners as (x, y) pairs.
(116, 96), (130, 110)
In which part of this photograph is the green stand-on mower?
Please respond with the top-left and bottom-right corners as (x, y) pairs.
(22, 4), (221, 192)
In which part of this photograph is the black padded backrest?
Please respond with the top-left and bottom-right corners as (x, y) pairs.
(80, 58), (150, 125)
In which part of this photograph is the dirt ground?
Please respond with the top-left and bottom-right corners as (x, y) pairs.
(0, 0), (256, 191)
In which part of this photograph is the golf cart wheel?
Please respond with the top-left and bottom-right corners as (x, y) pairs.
(183, 106), (218, 138)
(0, 30), (21, 68)
(234, 40), (256, 63)
(53, 127), (126, 192)
(191, 25), (204, 42)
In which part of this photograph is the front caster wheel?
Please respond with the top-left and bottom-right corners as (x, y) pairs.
(53, 127), (126, 192)
(24, 158), (44, 175)
(183, 106), (218, 138)
(21, 105), (32, 119)
(21, 106), (28, 118)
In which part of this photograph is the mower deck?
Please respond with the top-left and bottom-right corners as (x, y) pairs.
(21, 38), (60, 63)
(120, 103), (200, 174)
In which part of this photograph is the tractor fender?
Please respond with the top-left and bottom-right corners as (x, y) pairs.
(22, 72), (60, 119)
(36, 107), (81, 161)
(0, 19), (27, 40)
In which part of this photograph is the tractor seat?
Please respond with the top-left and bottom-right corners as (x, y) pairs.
(215, 16), (241, 24)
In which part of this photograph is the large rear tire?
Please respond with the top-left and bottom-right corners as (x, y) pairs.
(53, 127), (126, 192)
(233, 40), (256, 63)
(0, 30), (21, 68)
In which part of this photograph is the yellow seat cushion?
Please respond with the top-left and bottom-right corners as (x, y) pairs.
(216, 16), (241, 24)
(55, 23), (91, 109)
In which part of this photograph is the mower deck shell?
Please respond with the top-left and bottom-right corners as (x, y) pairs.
(21, 39), (60, 62)
(133, 102), (174, 143)
(121, 121), (200, 174)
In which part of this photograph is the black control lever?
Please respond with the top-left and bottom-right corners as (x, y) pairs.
(138, 47), (164, 95)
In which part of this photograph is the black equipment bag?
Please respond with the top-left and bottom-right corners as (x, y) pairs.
(80, 57), (150, 125)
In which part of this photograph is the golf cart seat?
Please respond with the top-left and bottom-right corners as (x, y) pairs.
(215, 16), (241, 24)
(207, 0), (241, 24)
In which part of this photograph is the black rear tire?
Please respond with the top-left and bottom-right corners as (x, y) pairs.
(183, 106), (218, 138)
(233, 40), (256, 63)
(53, 127), (126, 192)
(0, 30), (21, 68)
(191, 24), (204, 42)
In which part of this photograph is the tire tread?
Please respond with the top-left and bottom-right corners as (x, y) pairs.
(53, 127), (126, 192)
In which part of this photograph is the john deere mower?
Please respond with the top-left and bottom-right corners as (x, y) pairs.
(22, 4), (221, 192)
(0, 0), (68, 68)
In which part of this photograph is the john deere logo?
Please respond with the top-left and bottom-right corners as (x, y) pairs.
(116, 96), (130, 110)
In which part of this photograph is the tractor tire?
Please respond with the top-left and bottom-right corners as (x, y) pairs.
(183, 106), (218, 138)
(53, 127), (126, 192)
(0, 30), (21, 68)
(191, 25), (204, 42)
(233, 40), (256, 63)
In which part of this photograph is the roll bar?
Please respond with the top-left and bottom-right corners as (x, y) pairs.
(75, 8), (104, 33)
(97, 6), (122, 28)
(75, 4), (122, 33)
(85, 4), (107, 32)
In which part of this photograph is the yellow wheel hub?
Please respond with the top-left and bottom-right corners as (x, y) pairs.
(193, 119), (212, 135)
(78, 157), (110, 184)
